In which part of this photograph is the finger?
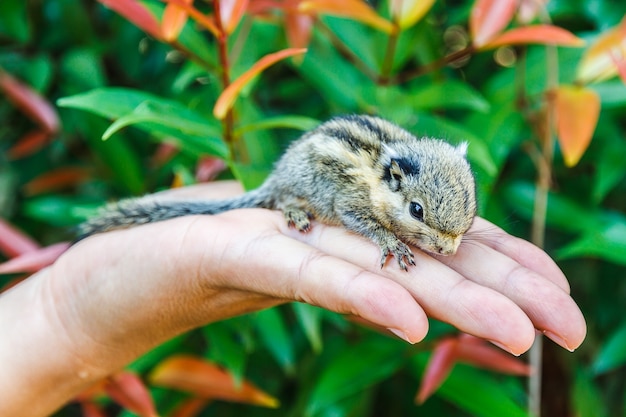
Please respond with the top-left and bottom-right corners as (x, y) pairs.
(195, 212), (430, 344)
(468, 217), (570, 292)
(435, 239), (586, 351)
(284, 222), (537, 355)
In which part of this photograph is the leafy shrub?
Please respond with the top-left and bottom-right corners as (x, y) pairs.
(1, 0), (626, 416)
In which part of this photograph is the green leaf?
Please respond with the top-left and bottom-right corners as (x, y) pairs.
(254, 308), (295, 375)
(592, 79), (626, 109)
(0, 0), (30, 42)
(203, 320), (251, 386)
(234, 115), (321, 137)
(557, 221), (626, 266)
(571, 368), (608, 417)
(411, 80), (491, 113)
(305, 338), (407, 416)
(58, 87), (228, 159)
(593, 323), (626, 374)
(80, 115), (147, 195)
(292, 303), (324, 353)
(502, 182), (604, 234)
(58, 87), (162, 119)
(23, 196), (96, 226)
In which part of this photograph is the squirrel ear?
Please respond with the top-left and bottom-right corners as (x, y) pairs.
(455, 142), (469, 157)
(389, 159), (406, 182)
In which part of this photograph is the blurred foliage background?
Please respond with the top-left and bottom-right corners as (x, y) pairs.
(1, 0), (626, 416)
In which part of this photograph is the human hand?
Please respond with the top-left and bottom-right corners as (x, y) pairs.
(0, 181), (586, 416)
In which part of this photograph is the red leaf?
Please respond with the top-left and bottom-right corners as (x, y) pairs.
(553, 85), (600, 167)
(517, 0), (548, 24)
(455, 335), (532, 375)
(80, 401), (108, 417)
(0, 242), (70, 274)
(149, 355), (279, 407)
(610, 50), (626, 85)
(151, 142), (179, 166)
(213, 48), (307, 119)
(416, 338), (458, 404)
(470, 0), (518, 47)
(480, 25), (585, 50)
(170, 397), (211, 417)
(23, 167), (92, 196)
(0, 219), (40, 258)
(98, 0), (162, 39)
(195, 156), (227, 182)
(0, 70), (60, 133)
(104, 372), (158, 417)
(220, 0), (249, 34)
(162, 0), (193, 41)
(7, 130), (52, 160)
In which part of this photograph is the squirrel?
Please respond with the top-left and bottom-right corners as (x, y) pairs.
(78, 115), (477, 270)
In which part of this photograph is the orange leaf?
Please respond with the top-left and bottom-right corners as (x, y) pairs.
(285, 12), (314, 51)
(455, 335), (532, 375)
(170, 397), (211, 417)
(553, 85), (600, 167)
(104, 372), (158, 417)
(0, 242), (70, 274)
(0, 70), (60, 133)
(162, 0), (220, 37)
(298, 0), (396, 34)
(7, 130), (51, 160)
(98, 0), (162, 39)
(0, 218), (40, 257)
(416, 338), (458, 404)
(389, 0), (436, 29)
(470, 0), (518, 47)
(162, 0), (193, 41)
(149, 355), (279, 407)
(23, 167), (91, 196)
(220, 0), (249, 34)
(577, 18), (626, 84)
(213, 47), (307, 119)
(480, 25), (585, 50)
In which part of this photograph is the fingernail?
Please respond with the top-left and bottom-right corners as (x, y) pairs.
(388, 328), (414, 344)
(488, 340), (521, 356)
(543, 330), (575, 352)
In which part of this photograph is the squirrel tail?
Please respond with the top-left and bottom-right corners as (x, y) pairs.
(76, 188), (271, 241)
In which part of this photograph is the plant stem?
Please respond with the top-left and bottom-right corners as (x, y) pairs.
(213, 0), (235, 151)
(527, 43), (558, 417)
(379, 27), (399, 85)
(391, 45), (475, 84)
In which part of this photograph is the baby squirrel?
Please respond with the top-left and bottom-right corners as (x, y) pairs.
(79, 115), (477, 270)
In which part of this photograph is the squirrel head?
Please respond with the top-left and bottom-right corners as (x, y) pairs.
(377, 139), (476, 256)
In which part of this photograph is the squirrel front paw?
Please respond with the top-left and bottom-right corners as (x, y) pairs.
(380, 239), (416, 271)
(283, 207), (312, 233)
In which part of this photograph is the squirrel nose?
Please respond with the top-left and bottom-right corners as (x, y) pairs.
(437, 246), (456, 256)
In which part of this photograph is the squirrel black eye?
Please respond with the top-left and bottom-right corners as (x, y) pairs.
(409, 202), (424, 222)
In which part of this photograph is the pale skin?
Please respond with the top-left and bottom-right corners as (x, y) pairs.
(0, 181), (586, 417)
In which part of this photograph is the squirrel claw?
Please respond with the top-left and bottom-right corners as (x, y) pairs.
(283, 208), (312, 233)
(380, 240), (415, 271)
